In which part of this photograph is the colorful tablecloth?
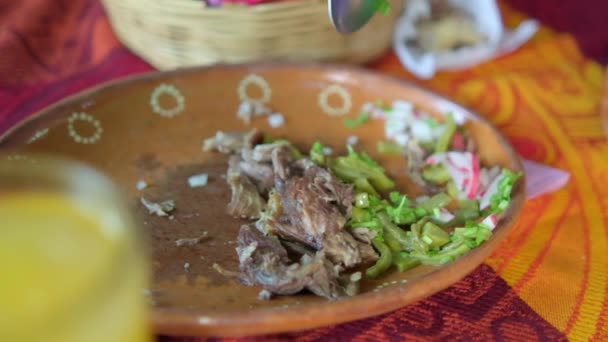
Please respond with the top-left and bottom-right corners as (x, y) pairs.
(0, 1), (606, 341)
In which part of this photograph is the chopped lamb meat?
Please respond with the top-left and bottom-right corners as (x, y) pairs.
(262, 146), (363, 267)
(405, 140), (428, 187)
(356, 240), (380, 264)
(271, 145), (294, 181)
(203, 129), (262, 155)
(237, 142), (295, 194)
(295, 159), (354, 215)
(236, 225), (345, 299)
(350, 227), (378, 244)
(281, 240), (315, 258)
(322, 231), (365, 267)
(206, 133), (380, 300)
(226, 156), (266, 219)
(238, 160), (275, 194)
(297, 252), (345, 299)
(272, 176), (348, 249)
(247, 141), (290, 163)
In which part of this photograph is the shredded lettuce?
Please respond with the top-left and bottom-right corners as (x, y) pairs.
(354, 178), (379, 196)
(406, 221), (492, 265)
(489, 169), (522, 214)
(349, 194), (385, 237)
(374, 99), (392, 111)
(453, 222), (493, 247)
(393, 252), (421, 272)
(421, 221), (451, 248)
(422, 164), (451, 184)
(377, 140), (403, 155)
(418, 193), (452, 211)
(331, 145), (395, 192)
(453, 199), (481, 223)
(312, 139), (506, 277)
(347, 145), (379, 167)
(366, 237), (392, 278)
(344, 112), (370, 129)
(426, 117), (440, 127)
(310, 140), (326, 165)
(386, 192), (417, 225)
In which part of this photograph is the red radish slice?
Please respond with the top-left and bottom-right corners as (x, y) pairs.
(479, 173), (502, 209)
(481, 214), (498, 230)
(435, 208), (455, 223)
(447, 153), (470, 173)
(452, 132), (465, 150)
(425, 152), (486, 201)
(467, 154), (481, 199)
(426, 156), (438, 165)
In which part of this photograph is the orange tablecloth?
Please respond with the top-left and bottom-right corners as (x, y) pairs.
(0, 1), (606, 341)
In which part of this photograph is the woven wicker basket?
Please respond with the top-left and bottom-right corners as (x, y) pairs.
(100, 0), (403, 70)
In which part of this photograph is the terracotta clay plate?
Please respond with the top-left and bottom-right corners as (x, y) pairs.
(0, 63), (525, 337)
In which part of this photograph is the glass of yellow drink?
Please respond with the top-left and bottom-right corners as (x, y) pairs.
(0, 155), (151, 342)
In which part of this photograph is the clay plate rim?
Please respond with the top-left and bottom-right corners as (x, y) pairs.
(0, 62), (526, 337)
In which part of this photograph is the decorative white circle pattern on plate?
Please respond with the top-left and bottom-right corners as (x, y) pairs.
(238, 74), (272, 104)
(318, 84), (352, 116)
(5, 154), (37, 164)
(150, 83), (186, 118)
(68, 112), (103, 144)
(6, 154), (29, 161)
(26, 128), (49, 144)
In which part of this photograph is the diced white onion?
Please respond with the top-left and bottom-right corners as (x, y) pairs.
(346, 135), (359, 146)
(268, 113), (285, 128)
(136, 180), (147, 191)
(188, 173), (209, 188)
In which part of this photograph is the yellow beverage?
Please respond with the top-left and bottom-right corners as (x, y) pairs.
(0, 157), (152, 342)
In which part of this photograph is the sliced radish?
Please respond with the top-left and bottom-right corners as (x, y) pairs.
(481, 214), (498, 230)
(435, 208), (455, 223)
(479, 168), (490, 194)
(466, 154), (481, 199)
(479, 172), (503, 210)
(426, 156), (439, 165)
(446, 153), (471, 173)
(426, 151), (476, 200)
(479, 166), (502, 197)
(452, 132), (465, 150)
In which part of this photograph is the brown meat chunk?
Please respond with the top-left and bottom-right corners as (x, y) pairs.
(203, 129), (261, 154)
(236, 225), (345, 299)
(265, 151), (362, 268)
(356, 240), (380, 265)
(298, 159), (354, 215)
(247, 141), (290, 163)
(226, 157), (265, 219)
(271, 145), (294, 181)
(238, 160), (275, 194)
